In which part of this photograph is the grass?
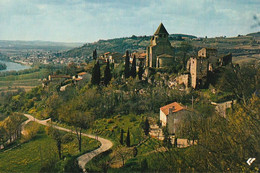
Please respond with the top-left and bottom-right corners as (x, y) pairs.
(85, 114), (163, 172)
(0, 122), (100, 173)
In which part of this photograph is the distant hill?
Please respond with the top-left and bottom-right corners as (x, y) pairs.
(59, 34), (197, 58)
(0, 40), (83, 51)
(246, 32), (260, 37)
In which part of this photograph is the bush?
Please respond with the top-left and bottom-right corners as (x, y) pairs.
(62, 133), (75, 144)
(21, 123), (40, 142)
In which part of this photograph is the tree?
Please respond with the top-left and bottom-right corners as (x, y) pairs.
(217, 63), (259, 104)
(45, 126), (63, 159)
(60, 106), (93, 152)
(91, 61), (101, 85)
(178, 41), (192, 70)
(126, 128), (130, 147)
(130, 55), (136, 78)
(138, 64), (144, 80)
(120, 129), (124, 145)
(142, 118), (150, 136)
(104, 60), (112, 86)
(93, 49), (97, 60)
(162, 126), (172, 148)
(124, 50), (130, 79)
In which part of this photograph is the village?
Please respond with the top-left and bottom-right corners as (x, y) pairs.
(40, 23), (239, 148)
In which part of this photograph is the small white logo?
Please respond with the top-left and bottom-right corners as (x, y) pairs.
(247, 158), (256, 166)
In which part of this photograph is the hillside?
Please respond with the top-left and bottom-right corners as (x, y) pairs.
(60, 34), (197, 57)
(60, 32), (259, 65)
(246, 31), (260, 37)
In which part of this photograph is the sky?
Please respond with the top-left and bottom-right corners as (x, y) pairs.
(0, 0), (259, 43)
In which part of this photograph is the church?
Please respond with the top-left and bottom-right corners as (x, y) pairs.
(146, 23), (175, 68)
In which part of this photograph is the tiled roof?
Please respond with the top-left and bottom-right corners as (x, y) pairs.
(78, 72), (87, 76)
(160, 102), (184, 116)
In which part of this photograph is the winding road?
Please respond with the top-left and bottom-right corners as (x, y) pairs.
(23, 114), (113, 172)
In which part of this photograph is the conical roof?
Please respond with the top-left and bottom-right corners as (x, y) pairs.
(154, 23), (169, 35)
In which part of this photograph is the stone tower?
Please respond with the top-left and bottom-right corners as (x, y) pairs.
(146, 23), (175, 68)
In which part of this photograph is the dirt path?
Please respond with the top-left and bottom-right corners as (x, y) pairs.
(23, 114), (113, 172)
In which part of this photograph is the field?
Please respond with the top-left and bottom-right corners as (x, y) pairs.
(0, 69), (49, 93)
(0, 122), (100, 172)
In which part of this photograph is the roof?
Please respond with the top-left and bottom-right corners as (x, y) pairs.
(157, 54), (174, 58)
(104, 52), (111, 55)
(160, 102), (185, 116)
(154, 23), (169, 35)
(49, 75), (71, 79)
(78, 72), (87, 76)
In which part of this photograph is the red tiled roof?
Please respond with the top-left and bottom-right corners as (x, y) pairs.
(160, 102), (184, 116)
(140, 53), (147, 57)
(78, 72), (87, 76)
(104, 52), (111, 55)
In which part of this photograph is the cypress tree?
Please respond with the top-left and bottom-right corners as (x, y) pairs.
(124, 50), (130, 79)
(138, 64), (144, 80)
(91, 61), (101, 85)
(104, 60), (112, 86)
(130, 55), (136, 78)
(126, 128), (130, 147)
(143, 118), (150, 136)
(120, 129), (124, 145)
(93, 49), (97, 60)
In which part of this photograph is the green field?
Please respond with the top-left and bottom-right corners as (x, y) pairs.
(0, 122), (100, 173)
(0, 69), (49, 93)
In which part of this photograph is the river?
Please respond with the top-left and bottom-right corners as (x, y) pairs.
(0, 60), (31, 72)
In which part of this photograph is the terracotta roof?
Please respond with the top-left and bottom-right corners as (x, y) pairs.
(154, 23), (169, 35)
(49, 75), (71, 79)
(157, 54), (174, 58)
(75, 78), (82, 81)
(140, 53), (147, 57)
(78, 72), (87, 76)
(104, 52), (111, 55)
(160, 102), (184, 116)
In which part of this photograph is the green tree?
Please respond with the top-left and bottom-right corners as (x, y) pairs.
(142, 118), (150, 136)
(104, 60), (112, 86)
(93, 49), (97, 60)
(217, 63), (259, 104)
(138, 64), (144, 80)
(91, 61), (101, 85)
(126, 128), (130, 147)
(45, 126), (64, 159)
(130, 55), (136, 78)
(120, 129), (124, 145)
(162, 126), (172, 148)
(60, 106), (93, 152)
(124, 50), (130, 79)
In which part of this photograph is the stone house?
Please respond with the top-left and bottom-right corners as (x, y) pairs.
(160, 102), (191, 134)
(146, 23), (175, 68)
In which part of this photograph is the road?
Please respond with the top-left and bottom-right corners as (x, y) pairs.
(23, 114), (113, 172)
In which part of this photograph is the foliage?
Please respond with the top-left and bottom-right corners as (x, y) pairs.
(126, 128), (130, 147)
(104, 61), (112, 86)
(130, 55), (136, 78)
(0, 62), (7, 70)
(91, 61), (101, 85)
(124, 50), (130, 79)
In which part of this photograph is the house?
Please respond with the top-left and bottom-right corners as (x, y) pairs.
(48, 75), (71, 81)
(77, 72), (88, 79)
(160, 102), (191, 134)
(146, 23), (175, 68)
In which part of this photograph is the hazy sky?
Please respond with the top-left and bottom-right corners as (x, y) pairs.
(0, 0), (259, 42)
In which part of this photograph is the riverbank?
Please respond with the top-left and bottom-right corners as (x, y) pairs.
(0, 59), (31, 72)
